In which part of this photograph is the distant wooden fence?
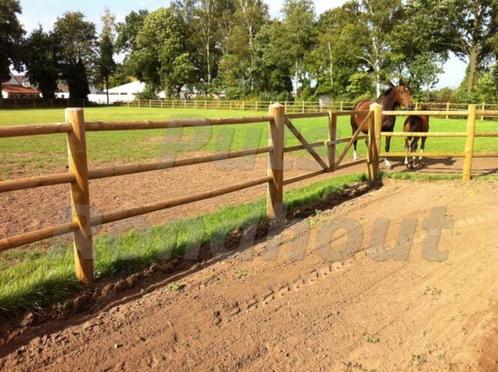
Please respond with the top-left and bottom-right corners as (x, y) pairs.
(0, 104), (496, 284)
(124, 99), (498, 118)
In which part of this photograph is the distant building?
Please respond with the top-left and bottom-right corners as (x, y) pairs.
(1, 73), (40, 99)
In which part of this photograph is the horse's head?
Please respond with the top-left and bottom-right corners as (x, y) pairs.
(395, 82), (415, 110)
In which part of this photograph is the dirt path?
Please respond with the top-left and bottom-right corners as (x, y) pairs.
(1, 179), (497, 371)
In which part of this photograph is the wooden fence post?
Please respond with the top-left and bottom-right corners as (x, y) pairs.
(368, 103), (381, 181)
(327, 112), (337, 171)
(340, 101), (343, 111)
(301, 100), (305, 113)
(446, 101), (450, 119)
(284, 101), (288, 113)
(267, 104), (285, 219)
(463, 104), (477, 182)
(372, 103), (382, 175)
(481, 103), (485, 120)
(65, 108), (93, 284)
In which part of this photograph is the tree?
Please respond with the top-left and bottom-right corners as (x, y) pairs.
(53, 12), (96, 100)
(441, 0), (498, 93)
(280, 0), (316, 97)
(251, 22), (293, 98)
(0, 0), (24, 104)
(174, 0), (235, 93)
(347, 0), (405, 97)
(115, 10), (149, 54)
(128, 8), (194, 97)
(219, 0), (269, 96)
(308, 6), (365, 99)
(22, 27), (59, 99)
(95, 8), (116, 105)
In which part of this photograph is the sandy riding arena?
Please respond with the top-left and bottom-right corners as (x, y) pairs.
(1, 179), (497, 371)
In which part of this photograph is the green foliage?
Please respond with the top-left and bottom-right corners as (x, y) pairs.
(94, 8), (117, 102)
(53, 11), (96, 100)
(115, 9), (149, 53)
(22, 27), (59, 99)
(0, 0), (24, 83)
(128, 8), (194, 97)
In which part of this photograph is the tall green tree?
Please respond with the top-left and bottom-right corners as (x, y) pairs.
(0, 0), (24, 104)
(348, 0), (404, 97)
(252, 21), (293, 98)
(280, 0), (316, 97)
(95, 8), (116, 104)
(219, 0), (269, 96)
(128, 8), (194, 97)
(308, 6), (364, 99)
(22, 27), (59, 99)
(175, 0), (235, 93)
(53, 12), (96, 100)
(451, 0), (498, 93)
(115, 9), (149, 54)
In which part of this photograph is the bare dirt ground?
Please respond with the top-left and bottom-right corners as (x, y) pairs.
(1, 153), (496, 242)
(1, 179), (497, 371)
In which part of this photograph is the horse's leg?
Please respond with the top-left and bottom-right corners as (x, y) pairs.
(419, 137), (426, 160)
(412, 138), (418, 163)
(353, 140), (358, 161)
(404, 137), (409, 165)
(384, 136), (392, 169)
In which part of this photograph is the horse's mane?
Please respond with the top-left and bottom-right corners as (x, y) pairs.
(377, 85), (395, 100)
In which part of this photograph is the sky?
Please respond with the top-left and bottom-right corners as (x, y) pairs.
(17, 0), (467, 89)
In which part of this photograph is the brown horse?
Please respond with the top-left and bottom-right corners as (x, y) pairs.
(403, 104), (429, 168)
(350, 83), (415, 168)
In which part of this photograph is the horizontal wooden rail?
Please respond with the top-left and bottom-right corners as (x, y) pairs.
(85, 116), (273, 131)
(328, 135), (368, 145)
(91, 176), (272, 226)
(0, 222), (78, 252)
(381, 151), (498, 158)
(285, 112), (329, 119)
(381, 132), (467, 137)
(382, 110), (468, 117)
(283, 170), (327, 185)
(335, 158), (366, 170)
(88, 147), (272, 180)
(0, 123), (71, 138)
(284, 141), (324, 153)
(477, 110), (498, 116)
(475, 132), (498, 137)
(333, 110), (369, 116)
(0, 173), (75, 193)
(380, 152), (465, 158)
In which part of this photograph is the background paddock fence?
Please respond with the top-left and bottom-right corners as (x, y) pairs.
(122, 99), (498, 117)
(0, 104), (496, 284)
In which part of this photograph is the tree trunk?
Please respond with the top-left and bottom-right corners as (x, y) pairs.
(467, 45), (479, 94)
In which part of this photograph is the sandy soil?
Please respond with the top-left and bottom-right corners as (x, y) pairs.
(1, 179), (497, 371)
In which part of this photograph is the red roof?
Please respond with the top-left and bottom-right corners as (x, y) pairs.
(2, 84), (39, 94)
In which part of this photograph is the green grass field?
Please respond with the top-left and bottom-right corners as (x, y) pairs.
(1, 106), (497, 177)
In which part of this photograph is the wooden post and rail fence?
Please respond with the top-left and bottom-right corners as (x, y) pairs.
(0, 104), (497, 284)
